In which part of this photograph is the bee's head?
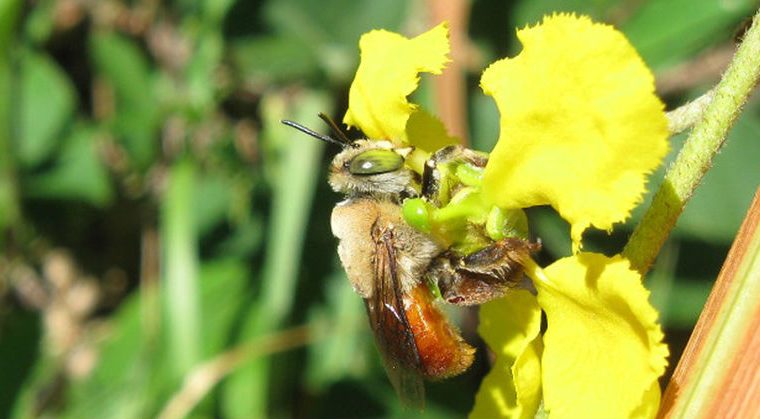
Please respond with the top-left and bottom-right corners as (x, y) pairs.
(282, 115), (418, 200)
(328, 139), (417, 198)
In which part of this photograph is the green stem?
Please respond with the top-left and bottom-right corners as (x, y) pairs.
(0, 0), (22, 244)
(665, 89), (715, 135)
(623, 9), (760, 273)
(161, 159), (202, 378)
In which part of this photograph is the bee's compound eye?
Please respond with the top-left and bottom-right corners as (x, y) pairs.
(349, 149), (404, 175)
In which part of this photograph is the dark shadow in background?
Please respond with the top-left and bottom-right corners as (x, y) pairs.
(0, 308), (41, 418)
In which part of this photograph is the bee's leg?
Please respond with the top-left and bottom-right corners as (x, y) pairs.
(421, 146), (488, 206)
(429, 238), (541, 306)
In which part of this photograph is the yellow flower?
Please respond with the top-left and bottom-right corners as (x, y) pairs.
(480, 14), (668, 247)
(343, 22), (457, 151)
(470, 291), (543, 419)
(533, 254), (669, 419)
(473, 17), (669, 417)
(343, 14), (669, 419)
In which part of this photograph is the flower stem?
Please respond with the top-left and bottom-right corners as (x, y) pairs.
(665, 88), (715, 135)
(623, 9), (760, 274)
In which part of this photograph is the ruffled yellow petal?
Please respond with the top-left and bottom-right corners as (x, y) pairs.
(343, 22), (450, 143)
(533, 253), (669, 419)
(480, 14), (668, 245)
(470, 290), (542, 419)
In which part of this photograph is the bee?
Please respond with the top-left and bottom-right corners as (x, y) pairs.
(282, 115), (540, 408)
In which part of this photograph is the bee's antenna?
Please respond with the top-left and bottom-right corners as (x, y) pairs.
(318, 113), (353, 145)
(281, 119), (347, 148)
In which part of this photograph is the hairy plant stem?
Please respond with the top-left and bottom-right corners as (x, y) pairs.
(623, 9), (760, 273)
(665, 88), (715, 135)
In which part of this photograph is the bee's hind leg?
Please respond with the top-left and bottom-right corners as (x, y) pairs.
(420, 146), (538, 305)
(428, 238), (541, 306)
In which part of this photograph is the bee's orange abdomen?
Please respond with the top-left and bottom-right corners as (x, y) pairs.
(404, 284), (475, 379)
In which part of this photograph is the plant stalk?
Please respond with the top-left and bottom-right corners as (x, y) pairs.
(623, 9), (760, 273)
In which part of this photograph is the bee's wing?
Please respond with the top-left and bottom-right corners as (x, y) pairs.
(364, 228), (425, 409)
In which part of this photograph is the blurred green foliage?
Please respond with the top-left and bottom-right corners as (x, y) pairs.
(0, 0), (757, 418)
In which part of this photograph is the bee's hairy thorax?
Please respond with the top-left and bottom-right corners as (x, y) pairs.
(330, 197), (442, 298)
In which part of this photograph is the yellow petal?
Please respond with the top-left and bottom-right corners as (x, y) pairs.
(343, 22), (450, 142)
(534, 253), (669, 419)
(470, 290), (542, 419)
(404, 109), (460, 174)
(480, 14), (668, 245)
(511, 334), (543, 418)
(406, 109), (459, 152)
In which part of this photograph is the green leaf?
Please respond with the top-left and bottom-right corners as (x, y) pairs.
(230, 0), (408, 83)
(198, 259), (250, 357)
(0, 0), (22, 234)
(510, 0), (619, 31)
(61, 293), (162, 419)
(202, 0), (236, 25)
(265, 0), (406, 47)
(505, 1), (754, 72)
(230, 35), (321, 84)
(23, 124), (113, 206)
(192, 172), (233, 237)
(23, 0), (55, 44)
(90, 32), (160, 168)
(623, 0), (756, 70)
(161, 159), (202, 379)
(221, 90), (329, 419)
(305, 270), (369, 390)
(59, 258), (249, 419)
(214, 216), (264, 257)
(0, 0), (22, 47)
(17, 50), (76, 167)
(185, 32), (223, 115)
